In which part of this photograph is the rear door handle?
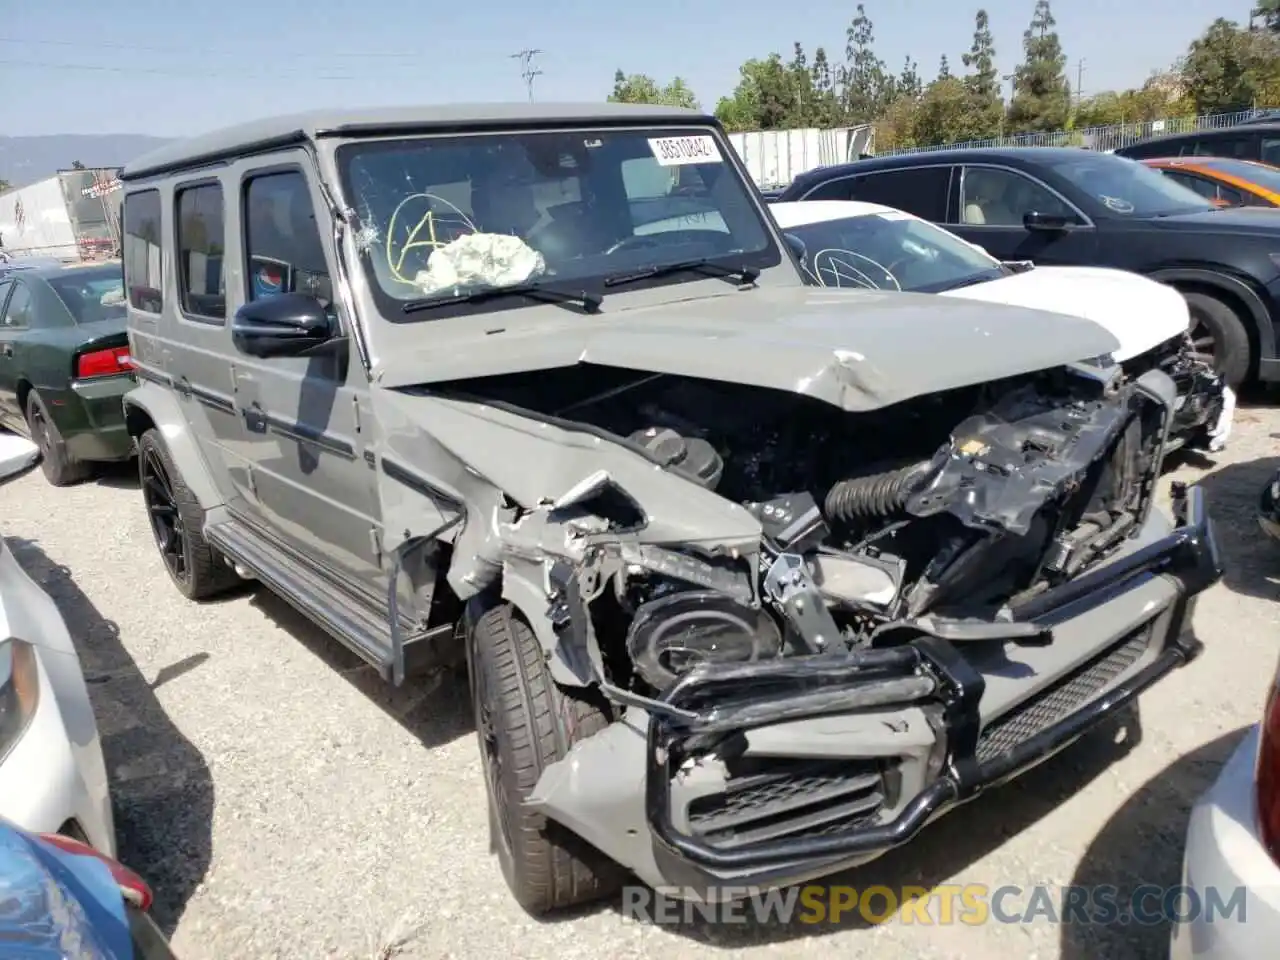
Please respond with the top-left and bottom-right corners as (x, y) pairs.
(0, 344), (12, 357)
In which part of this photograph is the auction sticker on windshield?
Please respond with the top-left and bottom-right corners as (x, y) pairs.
(648, 136), (722, 166)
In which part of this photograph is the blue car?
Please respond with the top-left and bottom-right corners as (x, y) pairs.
(0, 820), (177, 958)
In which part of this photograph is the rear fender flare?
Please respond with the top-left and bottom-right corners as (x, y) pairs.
(122, 381), (225, 511)
(1146, 268), (1275, 363)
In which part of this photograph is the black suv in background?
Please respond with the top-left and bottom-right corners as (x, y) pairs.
(777, 147), (1280, 388)
(1114, 122), (1280, 164)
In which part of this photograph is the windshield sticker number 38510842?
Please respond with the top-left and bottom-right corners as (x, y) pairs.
(648, 135), (722, 166)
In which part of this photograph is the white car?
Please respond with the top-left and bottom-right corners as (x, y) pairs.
(0, 433), (114, 856)
(770, 199), (1234, 452)
(1169, 675), (1280, 958)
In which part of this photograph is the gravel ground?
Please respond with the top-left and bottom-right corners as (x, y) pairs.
(6, 401), (1280, 960)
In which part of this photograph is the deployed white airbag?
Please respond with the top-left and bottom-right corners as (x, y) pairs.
(413, 233), (546, 296)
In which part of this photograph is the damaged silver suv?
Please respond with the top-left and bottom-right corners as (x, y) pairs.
(119, 104), (1223, 914)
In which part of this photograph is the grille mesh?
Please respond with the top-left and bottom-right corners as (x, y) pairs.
(687, 758), (886, 848)
(975, 625), (1153, 763)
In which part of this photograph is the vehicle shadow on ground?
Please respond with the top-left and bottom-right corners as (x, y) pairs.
(91, 459), (138, 490)
(248, 590), (473, 750)
(1191, 452), (1280, 604)
(1061, 727), (1249, 960)
(5, 536), (214, 937)
(591, 706), (1145, 947)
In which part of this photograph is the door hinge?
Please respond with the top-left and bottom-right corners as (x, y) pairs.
(370, 527), (382, 567)
(353, 395), (362, 434)
(247, 466), (257, 498)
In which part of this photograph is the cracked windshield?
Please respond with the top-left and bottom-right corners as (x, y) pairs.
(783, 210), (1003, 292)
(336, 129), (779, 316)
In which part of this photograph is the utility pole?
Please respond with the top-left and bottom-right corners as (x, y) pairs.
(510, 49), (543, 101)
(1076, 58), (1086, 107)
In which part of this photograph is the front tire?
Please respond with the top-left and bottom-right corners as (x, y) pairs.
(1183, 291), (1252, 389)
(137, 428), (239, 601)
(468, 603), (624, 915)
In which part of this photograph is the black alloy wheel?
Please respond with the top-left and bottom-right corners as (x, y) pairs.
(141, 446), (188, 585)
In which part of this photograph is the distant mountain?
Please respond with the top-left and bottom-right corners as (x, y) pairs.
(0, 135), (173, 189)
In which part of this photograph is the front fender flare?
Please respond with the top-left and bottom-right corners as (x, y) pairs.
(1147, 267), (1276, 364)
(122, 381), (225, 511)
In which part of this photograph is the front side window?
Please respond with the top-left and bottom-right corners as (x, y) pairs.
(175, 182), (226, 322)
(1160, 170), (1219, 202)
(47, 265), (126, 323)
(960, 167), (1079, 226)
(1046, 154), (1213, 218)
(122, 189), (163, 312)
(783, 211), (1004, 293)
(335, 127), (779, 321)
(1188, 137), (1253, 160)
(243, 170), (332, 306)
(803, 177), (855, 201)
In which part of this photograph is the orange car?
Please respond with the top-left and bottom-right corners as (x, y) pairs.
(1141, 156), (1280, 208)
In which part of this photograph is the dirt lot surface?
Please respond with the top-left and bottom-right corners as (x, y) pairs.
(6, 400), (1279, 959)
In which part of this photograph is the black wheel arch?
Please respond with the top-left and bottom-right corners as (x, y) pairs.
(1146, 266), (1275, 371)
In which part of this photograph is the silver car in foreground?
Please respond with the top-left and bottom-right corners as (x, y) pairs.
(0, 433), (114, 855)
(1170, 668), (1280, 958)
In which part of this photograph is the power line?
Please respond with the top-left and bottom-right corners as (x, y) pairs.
(0, 35), (434, 60)
(510, 48), (543, 101)
(0, 57), (365, 81)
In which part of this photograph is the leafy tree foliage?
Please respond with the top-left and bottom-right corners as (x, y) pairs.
(610, 3), (1280, 147)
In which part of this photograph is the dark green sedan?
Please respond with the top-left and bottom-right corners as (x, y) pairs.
(0, 261), (134, 486)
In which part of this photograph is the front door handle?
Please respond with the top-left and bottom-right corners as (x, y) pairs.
(0, 344), (12, 358)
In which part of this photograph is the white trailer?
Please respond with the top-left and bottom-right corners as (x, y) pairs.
(0, 168), (122, 262)
(728, 125), (876, 189)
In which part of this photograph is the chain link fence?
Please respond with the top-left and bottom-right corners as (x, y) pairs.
(877, 107), (1277, 157)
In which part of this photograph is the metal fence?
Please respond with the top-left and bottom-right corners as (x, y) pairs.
(877, 107), (1276, 157)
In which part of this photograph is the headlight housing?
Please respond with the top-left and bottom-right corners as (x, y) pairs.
(0, 639), (40, 761)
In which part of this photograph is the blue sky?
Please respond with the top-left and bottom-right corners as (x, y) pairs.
(2, 0), (1257, 136)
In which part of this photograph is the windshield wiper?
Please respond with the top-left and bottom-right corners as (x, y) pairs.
(603, 258), (760, 288)
(401, 280), (603, 315)
(936, 272), (1001, 291)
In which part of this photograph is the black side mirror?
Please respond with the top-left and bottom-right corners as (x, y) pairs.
(1023, 210), (1072, 232)
(232, 293), (336, 358)
(783, 232), (807, 262)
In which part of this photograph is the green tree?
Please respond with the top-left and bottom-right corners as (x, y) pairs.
(810, 46), (842, 126)
(840, 4), (890, 122)
(1254, 0), (1280, 31)
(914, 76), (985, 145)
(962, 8), (1004, 138)
(1007, 0), (1071, 133)
(714, 55), (794, 131)
(609, 70), (701, 109)
(938, 54), (951, 80)
(0, 180), (10, 194)
(898, 56), (923, 100)
(788, 42), (816, 126)
(70, 160), (86, 170)
(1180, 18), (1280, 114)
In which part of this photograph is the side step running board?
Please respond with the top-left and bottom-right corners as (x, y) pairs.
(207, 518), (397, 680)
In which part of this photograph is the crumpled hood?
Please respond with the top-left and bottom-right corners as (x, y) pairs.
(939, 265), (1189, 362)
(374, 285), (1121, 411)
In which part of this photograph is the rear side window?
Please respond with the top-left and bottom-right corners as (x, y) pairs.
(0, 283), (32, 328)
(1117, 138), (1181, 160)
(849, 168), (952, 222)
(123, 190), (163, 313)
(1185, 136), (1254, 160)
(175, 182), (226, 322)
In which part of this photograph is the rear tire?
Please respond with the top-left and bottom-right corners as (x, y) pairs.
(26, 392), (92, 487)
(1183, 291), (1252, 389)
(137, 428), (239, 601)
(468, 602), (624, 915)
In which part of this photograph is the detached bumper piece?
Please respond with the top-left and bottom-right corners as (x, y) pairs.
(644, 484), (1220, 887)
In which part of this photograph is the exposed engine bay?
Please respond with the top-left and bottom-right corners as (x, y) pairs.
(436, 361), (1169, 698)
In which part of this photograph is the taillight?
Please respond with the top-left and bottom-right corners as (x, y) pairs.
(75, 346), (133, 380)
(1256, 674), (1280, 864)
(37, 832), (153, 911)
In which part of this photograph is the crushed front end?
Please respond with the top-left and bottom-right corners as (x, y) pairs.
(508, 360), (1222, 896)
(1124, 330), (1231, 453)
